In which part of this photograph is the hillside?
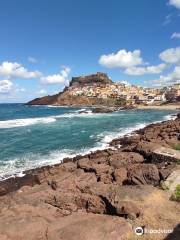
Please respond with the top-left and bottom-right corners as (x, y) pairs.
(26, 72), (120, 106)
(27, 91), (126, 107)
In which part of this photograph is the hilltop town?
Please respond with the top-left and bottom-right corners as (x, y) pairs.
(27, 72), (180, 107)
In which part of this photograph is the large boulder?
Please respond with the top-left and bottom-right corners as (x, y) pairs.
(115, 201), (141, 220)
(113, 167), (127, 184)
(109, 152), (144, 168)
(127, 164), (160, 186)
(45, 191), (106, 215)
(134, 141), (161, 158)
(91, 107), (115, 113)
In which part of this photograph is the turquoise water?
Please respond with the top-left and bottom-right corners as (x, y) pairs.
(0, 103), (177, 179)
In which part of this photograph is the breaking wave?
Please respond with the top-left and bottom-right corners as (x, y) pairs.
(0, 117), (56, 129)
(0, 122), (151, 180)
(0, 110), (96, 129)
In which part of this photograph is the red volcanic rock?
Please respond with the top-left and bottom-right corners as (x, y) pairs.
(113, 167), (127, 185)
(115, 201), (141, 220)
(77, 158), (92, 171)
(89, 149), (109, 159)
(109, 152), (144, 168)
(76, 194), (106, 214)
(0, 116), (180, 239)
(127, 164), (160, 186)
(46, 191), (106, 215)
(0, 208), (132, 240)
(77, 158), (113, 184)
(134, 141), (162, 157)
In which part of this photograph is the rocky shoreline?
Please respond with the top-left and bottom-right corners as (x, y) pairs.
(0, 114), (180, 239)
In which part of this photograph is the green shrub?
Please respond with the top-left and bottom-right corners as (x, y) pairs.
(160, 181), (169, 190)
(115, 98), (126, 106)
(170, 184), (180, 202)
(171, 143), (180, 151)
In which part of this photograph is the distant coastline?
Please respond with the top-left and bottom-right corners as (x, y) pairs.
(137, 103), (180, 110)
(26, 72), (180, 108)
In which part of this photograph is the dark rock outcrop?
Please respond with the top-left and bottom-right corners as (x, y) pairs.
(70, 72), (112, 87)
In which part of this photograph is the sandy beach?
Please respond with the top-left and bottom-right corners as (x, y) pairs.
(137, 103), (180, 110)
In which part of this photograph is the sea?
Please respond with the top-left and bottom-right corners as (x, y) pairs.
(0, 103), (178, 180)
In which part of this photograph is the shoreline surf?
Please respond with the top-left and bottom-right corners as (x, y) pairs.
(0, 112), (176, 181)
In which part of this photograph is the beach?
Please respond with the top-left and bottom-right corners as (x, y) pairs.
(137, 103), (180, 110)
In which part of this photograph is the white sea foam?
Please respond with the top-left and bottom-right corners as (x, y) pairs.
(46, 105), (70, 108)
(163, 114), (177, 121)
(0, 121), (149, 180)
(0, 117), (56, 129)
(0, 112), (177, 179)
(0, 145), (110, 180)
(99, 122), (147, 145)
(0, 111), (97, 129)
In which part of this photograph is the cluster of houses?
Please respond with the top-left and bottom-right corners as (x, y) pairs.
(68, 72), (180, 105)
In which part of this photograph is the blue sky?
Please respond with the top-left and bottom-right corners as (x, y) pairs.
(0, 0), (180, 103)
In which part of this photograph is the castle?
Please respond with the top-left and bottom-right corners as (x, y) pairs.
(69, 72), (113, 87)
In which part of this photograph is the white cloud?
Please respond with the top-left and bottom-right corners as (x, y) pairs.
(41, 66), (71, 85)
(99, 49), (167, 76)
(0, 80), (13, 93)
(159, 47), (180, 64)
(0, 61), (42, 79)
(171, 32), (180, 39)
(28, 57), (38, 64)
(169, 0), (180, 9)
(37, 89), (47, 95)
(153, 66), (180, 85)
(125, 63), (167, 76)
(99, 49), (143, 68)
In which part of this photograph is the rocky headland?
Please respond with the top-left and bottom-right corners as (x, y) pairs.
(26, 72), (117, 107)
(0, 114), (180, 239)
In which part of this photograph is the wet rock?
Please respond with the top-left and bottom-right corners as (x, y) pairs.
(89, 150), (109, 159)
(91, 107), (115, 113)
(0, 174), (41, 196)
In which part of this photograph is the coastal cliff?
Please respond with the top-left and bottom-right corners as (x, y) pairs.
(26, 72), (122, 107)
(0, 114), (180, 239)
(26, 72), (180, 108)
(27, 91), (126, 107)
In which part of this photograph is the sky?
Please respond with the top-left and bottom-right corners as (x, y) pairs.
(0, 0), (180, 103)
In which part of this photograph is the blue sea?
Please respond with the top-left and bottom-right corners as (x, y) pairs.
(0, 103), (177, 179)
